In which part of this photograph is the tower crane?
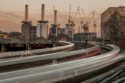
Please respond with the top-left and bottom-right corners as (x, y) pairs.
(70, 6), (84, 33)
(92, 11), (101, 38)
(77, 7), (84, 33)
(71, 6), (80, 24)
(92, 11), (100, 33)
(81, 9), (93, 33)
(65, 4), (77, 40)
(92, 11), (97, 33)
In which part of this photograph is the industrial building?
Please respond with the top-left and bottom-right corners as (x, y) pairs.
(37, 4), (49, 39)
(21, 22), (36, 42)
(57, 28), (65, 34)
(65, 5), (75, 41)
(74, 32), (96, 41)
(30, 26), (37, 41)
(21, 5), (36, 42)
(9, 32), (22, 38)
(101, 6), (125, 47)
(0, 31), (8, 38)
(50, 10), (60, 36)
(65, 22), (75, 41)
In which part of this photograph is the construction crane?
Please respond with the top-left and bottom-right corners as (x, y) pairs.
(81, 9), (94, 33)
(69, 6), (84, 33)
(65, 4), (76, 41)
(77, 7), (84, 33)
(92, 11), (97, 33)
(69, 6), (80, 24)
(92, 11), (100, 33)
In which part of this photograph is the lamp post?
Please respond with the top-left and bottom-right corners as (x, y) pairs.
(83, 24), (88, 49)
(26, 37), (30, 56)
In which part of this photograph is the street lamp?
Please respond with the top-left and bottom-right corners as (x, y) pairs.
(83, 24), (88, 49)
(26, 37), (30, 56)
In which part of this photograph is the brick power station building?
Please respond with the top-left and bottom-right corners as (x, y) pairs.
(21, 5), (36, 42)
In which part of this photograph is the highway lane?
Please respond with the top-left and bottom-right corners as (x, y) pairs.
(95, 52), (125, 83)
(0, 50), (104, 80)
(0, 48), (100, 73)
(0, 42), (99, 73)
(0, 41), (74, 58)
(0, 44), (121, 83)
(81, 60), (124, 83)
(0, 51), (123, 83)
(57, 54), (125, 83)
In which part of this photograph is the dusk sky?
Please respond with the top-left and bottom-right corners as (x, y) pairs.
(0, 0), (125, 34)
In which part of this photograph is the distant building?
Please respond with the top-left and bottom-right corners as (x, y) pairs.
(30, 26), (37, 41)
(50, 10), (60, 36)
(37, 4), (49, 39)
(0, 31), (8, 38)
(58, 34), (68, 41)
(57, 27), (65, 34)
(9, 32), (22, 38)
(101, 6), (125, 47)
(65, 22), (75, 41)
(74, 32), (96, 41)
(50, 24), (60, 36)
(21, 5), (36, 42)
(48, 33), (59, 43)
(0, 31), (24, 44)
(21, 21), (36, 41)
(37, 21), (48, 39)
(49, 27), (67, 41)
